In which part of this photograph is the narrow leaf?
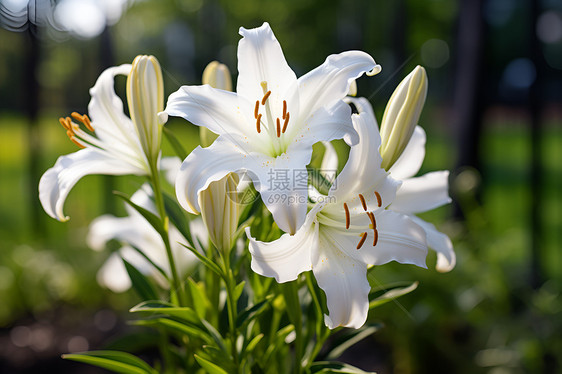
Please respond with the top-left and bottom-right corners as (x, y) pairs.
(178, 242), (223, 278)
(163, 125), (188, 159)
(114, 191), (166, 239)
(324, 324), (382, 360)
(310, 361), (375, 374)
(122, 259), (158, 301)
(236, 295), (273, 328)
(369, 281), (418, 309)
(62, 350), (155, 374)
(194, 354), (228, 374)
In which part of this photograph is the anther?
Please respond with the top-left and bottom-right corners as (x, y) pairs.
(282, 100), (287, 119)
(71, 112), (82, 122)
(367, 212), (376, 229)
(357, 232), (367, 250)
(59, 117), (70, 130)
(374, 191), (382, 207)
(256, 114), (262, 133)
(276, 118), (281, 137)
(373, 229), (379, 246)
(261, 90), (271, 105)
(66, 130), (74, 138)
(282, 112), (290, 133)
(358, 193), (367, 211)
(69, 136), (85, 149)
(343, 203), (350, 229)
(82, 114), (94, 132)
(254, 100), (260, 119)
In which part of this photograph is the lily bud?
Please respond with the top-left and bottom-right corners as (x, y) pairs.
(126, 55), (166, 164)
(379, 65), (428, 170)
(198, 173), (240, 254)
(200, 61), (232, 147)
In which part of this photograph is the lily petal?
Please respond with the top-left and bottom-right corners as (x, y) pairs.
(39, 148), (145, 221)
(330, 112), (397, 207)
(388, 126), (426, 180)
(165, 84), (251, 141)
(246, 205), (319, 282)
(410, 216), (455, 272)
(314, 231), (371, 329)
(298, 51), (377, 119)
(391, 171), (451, 214)
(237, 22), (297, 108)
(175, 136), (251, 214)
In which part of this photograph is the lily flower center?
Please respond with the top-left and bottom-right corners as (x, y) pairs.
(320, 190), (383, 249)
(253, 81), (291, 157)
(59, 112), (94, 149)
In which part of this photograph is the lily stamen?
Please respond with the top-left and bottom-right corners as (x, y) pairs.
(71, 112), (94, 132)
(69, 136), (85, 149)
(282, 100), (287, 119)
(276, 118), (281, 137)
(367, 211), (376, 229)
(256, 114), (262, 133)
(373, 229), (378, 246)
(261, 90), (271, 105)
(282, 113), (290, 133)
(254, 100), (260, 119)
(374, 191), (382, 207)
(357, 232), (367, 249)
(59, 117), (70, 130)
(343, 203), (350, 229)
(358, 193), (367, 211)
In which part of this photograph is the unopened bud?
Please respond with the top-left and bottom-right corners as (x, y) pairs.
(199, 173), (240, 254)
(127, 55), (165, 164)
(200, 61), (232, 147)
(379, 65), (427, 170)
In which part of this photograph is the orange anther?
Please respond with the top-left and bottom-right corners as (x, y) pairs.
(254, 100), (260, 119)
(256, 114), (262, 133)
(374, 191), (382, 207)
(69, 136), (85, 149)
(59, 117), (70, 130)
(343, 203), (350, 229)
(282, 100), (287, 119)
(367, 211), (376, 229)
(276, 118), (281, 137)
(261, 90), (271, 105)
(358, 193), (367, 211)
(357, 232), (367, 249)
(282, 112), (290, 133)
(373, 229), (379, 246)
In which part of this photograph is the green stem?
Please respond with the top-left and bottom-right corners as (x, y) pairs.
(149, 160), (186, 306)
(305, 273), (329, 366)
(222, 253), (241, 372)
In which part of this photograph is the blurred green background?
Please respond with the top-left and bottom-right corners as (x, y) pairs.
(0, 0), (561, 373)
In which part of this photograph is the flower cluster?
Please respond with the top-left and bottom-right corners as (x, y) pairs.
(39, 21), (454, 373)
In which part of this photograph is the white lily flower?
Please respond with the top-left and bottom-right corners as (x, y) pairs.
(87, 183), (205, 293)
(348, 96), (455, 272)
(246, 112), (428, 329)
(166, 22), (380, 234)
(39, 55), (165, 222)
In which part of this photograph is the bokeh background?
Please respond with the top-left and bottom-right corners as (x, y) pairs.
(1, 0), (561, 373)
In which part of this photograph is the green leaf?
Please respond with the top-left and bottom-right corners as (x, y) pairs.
(307, 166), (334, 196)
(198, 345), (236, 373)
(233, 281), (246, 303)
(122, 259), (158, 301)
(244, 333), (264, 354)
(310, 361), (375, 374)
(178, 242), (223, 279)
(279, 281), (302, 331)
(163, 125), (188, 159)
(62, 350), (156, 374)
(324, 324), (382, 360)
(163, 191), (194, 247)
(130, 300), (201, 325)
(187, 278), (210, 319)
(113, 191), (166, 239)
(129, 245), (168, 281)
(194, 354), (228, 374)
(236, 295), (273, 328)
(368, 281), (418, 309)
(132, 318), (213, 345)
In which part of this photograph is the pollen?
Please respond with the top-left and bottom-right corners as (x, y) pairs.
(357, 232), (367, 249)
(282, 112), (290, 133)
(358, 193), (367, 211)
(343, 203), (350, 229)
(261, 90), (271, 105)
(374, 191), (382, 207)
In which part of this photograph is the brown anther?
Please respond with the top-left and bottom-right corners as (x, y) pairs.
(256, 114), (262, 133)
(367, 212), (376, 229)
(374, 191), (382, 207)
(343, 203), (350, 229)
(357, 232), (367, 250)
(59, 117), (70, 130)
(373, 229), (379, 246)
(69, 136), (85, 149)
(282, 112), (290, 133)
(276, 118), (281, 137)
(282, 100), (287, 119)
(254, 100), (260, 119)
(82, 114), (94, 132)
(261, 90), (271, 105)
(358, 193), (367, 211)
